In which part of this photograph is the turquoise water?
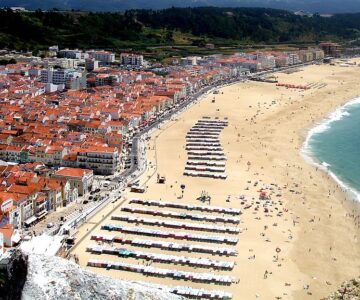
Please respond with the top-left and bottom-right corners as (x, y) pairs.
(304, 98), (360, 201)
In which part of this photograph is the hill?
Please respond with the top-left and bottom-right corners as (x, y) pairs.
(1, 7), (360, 51)
(3, 0), (360, 14)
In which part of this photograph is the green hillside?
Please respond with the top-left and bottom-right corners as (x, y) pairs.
(1, 7), (360, 52)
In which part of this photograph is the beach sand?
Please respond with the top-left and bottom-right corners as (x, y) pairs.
(71, 60), (360, 299)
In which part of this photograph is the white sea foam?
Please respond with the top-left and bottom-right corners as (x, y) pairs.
(301, 96), (360, 203)
(321, 161), (331, 168)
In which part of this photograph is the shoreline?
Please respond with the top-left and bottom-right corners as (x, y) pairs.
(300, 95), (360, 203)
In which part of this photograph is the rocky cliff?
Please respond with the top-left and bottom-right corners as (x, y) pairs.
(0, 250), (28, 300)
(21, 253), (182, 300)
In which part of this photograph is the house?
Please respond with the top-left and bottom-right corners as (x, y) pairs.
(0, 224), (18, 247)
(52, 167), (93, 196)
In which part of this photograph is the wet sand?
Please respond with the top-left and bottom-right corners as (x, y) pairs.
(71, 60), (360, 299)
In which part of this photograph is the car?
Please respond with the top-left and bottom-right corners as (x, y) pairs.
(47, 222), (54, 228)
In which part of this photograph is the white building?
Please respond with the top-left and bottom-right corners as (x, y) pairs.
(40, 68), (86, 90)
(94, 51), (115, 63)
(120, 53), (144, 66)
(257, 55), (276, 69)
(288, 53), (300, 65)
(58, 49), (82, 59)
(180, 56), (201, 66)
(76, 146), (120, 175)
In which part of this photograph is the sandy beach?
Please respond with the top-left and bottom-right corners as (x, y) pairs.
(71, 60), (360, 299)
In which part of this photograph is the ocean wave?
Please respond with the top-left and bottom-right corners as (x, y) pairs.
(301, 96), (360, 203)
(327, 167), (360, 202)
(302, 96), (360, 155)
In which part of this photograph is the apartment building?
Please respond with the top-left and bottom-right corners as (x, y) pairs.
(257, 55), (276, 69)
(120, 53), (144, 66)
(95, 74), (119, 86)
(319, 42), (341, 57)
(298, 50), (314, 63)
(310, 48), (325, 60)
(180, 56), (200, 66)
(275, 56), (290, 67)
(40, 68), (86, 90)
(85, 58), (99, 72)
(58, 49), (83, 59)
(76, 146), (119, 175)
(288, 53), (300, 65)
(94, 51), (116, 63)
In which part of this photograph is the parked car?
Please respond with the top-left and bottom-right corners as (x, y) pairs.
(47, 222), (54, 228)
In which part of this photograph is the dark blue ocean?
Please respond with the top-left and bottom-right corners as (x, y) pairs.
(303, 98), (360, 201)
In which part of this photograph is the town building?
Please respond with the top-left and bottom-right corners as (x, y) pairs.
(319, 42), (341, 57)
(40, 68), (86, 90)
(76, 146), (120, 175)
(53, 167), (93, 196)
(93, 51), (116, 63)
(120, 53), (144, 66)
(85, 58), (99, 72)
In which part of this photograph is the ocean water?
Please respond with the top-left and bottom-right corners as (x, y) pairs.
(302, 97), (360, 202)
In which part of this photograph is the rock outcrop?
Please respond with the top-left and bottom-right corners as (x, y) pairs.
(21, 253), (182, 300)
(0, 249), (28, 300)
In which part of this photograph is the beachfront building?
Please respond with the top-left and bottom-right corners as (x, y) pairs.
(298, 50), (314, 63)
(257, 55), (276, 70)
(76, 146), (120, 175)
(310, 48), (325, 60)
(319, 42), (341, 57)
(275, 56), (290, 67)
(53, 167), (93, 196)
(288, 53), (300, 65)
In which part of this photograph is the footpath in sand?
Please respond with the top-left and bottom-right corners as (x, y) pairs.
(71, 60), (360, 299)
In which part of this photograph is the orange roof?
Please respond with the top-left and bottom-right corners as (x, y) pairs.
(54, 167), (92, 178)
(0, 224), (14, 240)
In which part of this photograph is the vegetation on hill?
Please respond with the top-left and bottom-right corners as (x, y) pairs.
(1, 7), (360, 52)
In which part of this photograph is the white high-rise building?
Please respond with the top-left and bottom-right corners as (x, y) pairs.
(120, 53), (144, 66)
(94, 51), (115, 63)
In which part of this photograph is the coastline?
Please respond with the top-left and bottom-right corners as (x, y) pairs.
(71, 60), (360, 300)
(300, 96), (360, 203)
